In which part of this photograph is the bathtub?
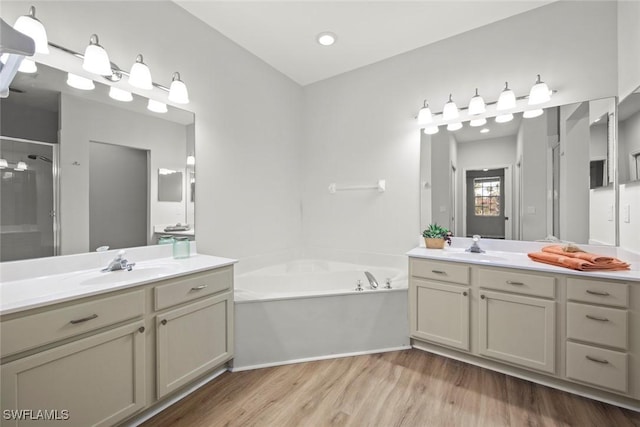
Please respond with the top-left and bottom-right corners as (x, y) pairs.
(233, 259), (410, 371)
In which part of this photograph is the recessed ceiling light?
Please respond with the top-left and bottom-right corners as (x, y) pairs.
(480, 128), (490, 134)
(317, 32), (337, 46)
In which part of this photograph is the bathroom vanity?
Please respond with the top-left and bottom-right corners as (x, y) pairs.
(407, 245), (640, 411)
(0, 246), (235, 426)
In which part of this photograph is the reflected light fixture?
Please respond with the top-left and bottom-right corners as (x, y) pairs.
(417, 100), (433, 125)
(317, 32), (337, 46)
(83, 34), (112, 75)
(447, 122), (463, 131)
(148, 99), (167, 113)
(15, 161), (27, 171)
(469, 118), (487, 127)
(468, 88), (486, 115)
(18, 58), (37, 73)
(480, 128), (490, 134)
(14, 6), (49, 54)
(496, 82), (516, 111)
(495, 113), (514, 123)
(528, 74), (551, 105)
(0, 159), (7, 169)
(523, 109), (544, 119)
(442, 94), (459, 121)
(66, 73), (95, 90)
(168, 72), (189, 104)
(129, 54), (153, 90)
(186, 155), (195, 166)
(423, 125), (439, 135)
(109, 86), (133, 102)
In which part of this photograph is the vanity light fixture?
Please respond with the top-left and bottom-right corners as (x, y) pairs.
(147, 99), (168, 113)
(13, 6), (49, 54)
(317, 32), (337, 46)
(495, 113), (514, 123)
(417, 100), (434, 125)
(109, 87), (133, 102)
(66, 73), (95, 90)
(168, 72), (189, 104)
(82, 34), (112, 76)
(15, 161), (27, 171)
(528, 74), (551, 105)
(496, 82), (516, 111)
(523, 109), (543, 119)
(469, 118), (487, 127)
(442, 94), (459, 121)
(447, 122), (463, 131)
(0, 159), (7, 169)
(467, 89), (486, 115)
(186, 155), (195, 166)
(18, 58), (37, 73)
(480, 128), (490, 134)
(129, 54), (153, 90)
(423, 125), (439, 135)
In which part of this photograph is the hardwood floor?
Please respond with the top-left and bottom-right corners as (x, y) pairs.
(141, 349), (640, 427)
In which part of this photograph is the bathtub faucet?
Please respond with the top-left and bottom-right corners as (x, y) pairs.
(364, 271), (379, 289)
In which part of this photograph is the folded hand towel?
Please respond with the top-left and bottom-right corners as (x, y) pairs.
(528, 251), (630, 271)
(541, 245), (614, 263)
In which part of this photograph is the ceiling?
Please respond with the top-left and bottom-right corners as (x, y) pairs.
(454, 113), (523, 143)
(175, 1), (553, 86)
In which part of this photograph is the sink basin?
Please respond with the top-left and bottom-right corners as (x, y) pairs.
(440, 251), (508, 263)
(64, 264), (180, 286)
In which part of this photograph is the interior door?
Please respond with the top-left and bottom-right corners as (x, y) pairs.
(466, 168), (505, 238)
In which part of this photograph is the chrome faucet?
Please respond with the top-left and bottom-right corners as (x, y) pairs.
(466, 235), (485, 253)
(364, 271), (379, 289)
(102, 250), (135, 272)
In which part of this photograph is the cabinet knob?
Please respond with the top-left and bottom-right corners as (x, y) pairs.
(161, 319), (168, 326)
(463, 291), (468, 296)
(138, 326), (145, 333)
(480, 294), (486, 299)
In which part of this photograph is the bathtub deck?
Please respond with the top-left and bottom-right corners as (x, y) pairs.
(141, 349), (640, 427)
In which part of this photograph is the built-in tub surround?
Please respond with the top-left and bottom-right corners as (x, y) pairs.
(408, 237), (640, 411)
(233, 259), (410, 370)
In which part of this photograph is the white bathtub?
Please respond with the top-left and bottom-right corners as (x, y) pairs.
(233, 259), (410, 370)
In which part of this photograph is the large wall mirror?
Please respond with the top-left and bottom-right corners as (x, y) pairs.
(420, 96), (617, 246)
(0, 61), (195, 262)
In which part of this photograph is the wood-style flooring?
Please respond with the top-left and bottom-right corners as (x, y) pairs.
(142, 349), (640, 427)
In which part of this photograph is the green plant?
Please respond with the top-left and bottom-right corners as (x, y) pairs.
(422, 224), (452, 245)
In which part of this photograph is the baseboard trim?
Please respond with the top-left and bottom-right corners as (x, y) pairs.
(231, 345), (411, 372)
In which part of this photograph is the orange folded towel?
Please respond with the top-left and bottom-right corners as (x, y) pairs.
(528, 250), (630, 271)
(541, 245), (615, 263)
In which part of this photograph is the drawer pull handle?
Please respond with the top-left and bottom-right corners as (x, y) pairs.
(431, 270), (446, 275)
(191, 284), (208, 291)
(506, 280), (524, 286)
(586, 290), (610, 296)
(69, 314), (98, 324)
(586, 314), (609, 322)
(463, 291), (468, 296)
(161, 319), (168, 326)
(138, 326), (145, 333)
(585, 355), (609, 364)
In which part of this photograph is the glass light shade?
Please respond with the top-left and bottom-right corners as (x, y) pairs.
(528, 74), (551, 105)
(109, 87), (133, 102)
(495, 113), (514, 123)
(14, 7), (49, 54)
(0, 159), (7, 168)
(18, 58), (37, 73)
(469, 118), (487, 127)
(523, 109), (544, 119)
(467, 89), (486, 115)
(447, 122), (463, 131)
(15, 161), (27, 171)
(66, 73), (95, 90)
(442, 95), (459, 121)
(168, 72), (189, 104)
(129, 54), (153, 90)
(148, 99), (167, 113)
(417, 101), (433, 125)
(480, 128), (490, 134)
(496, 82), (516, 111)
(186, 155), (195, 166)
(423, 125), (439, 135)
(83, 34), (112, 75)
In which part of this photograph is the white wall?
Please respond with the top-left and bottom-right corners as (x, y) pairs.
(619, 182), (640, 253)
(589, 187), (616, 245)
(1, 1), (304, 262)
(618, 0), (640, 98)
(620, 110), (640, 182)
(302, 1), (618, 256)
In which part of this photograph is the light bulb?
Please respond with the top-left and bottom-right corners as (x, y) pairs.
(468, 88), (486, 115)
(129, 54), (153, 90)
(82, 34), (112, 75)
(469, 118), (487, 127)
(495, 113), (514, 123)
(186, 155), (195, 166)
(442, 94), (459, 121)
(523, 109), (544, 119)
(496, 82), (516, 111)
(447, 122), (463, 131)
(109, 87), (133, 102)
(148, 99), (167, 113)
(14, 6), (49, 54)
(67, 73), (95, 90)
(168, 72), (189, 104)
(528, 74), (551, 105)
(15, 161), (27, 171)
(18, 58), (37, 73)
(417, 100), (433, 125)
(423, 125), (439, 135)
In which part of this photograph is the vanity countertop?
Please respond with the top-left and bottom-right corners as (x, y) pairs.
(407, 247), (640, 282)
(0, 254), (237, 316)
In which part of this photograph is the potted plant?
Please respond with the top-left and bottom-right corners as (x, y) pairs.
(422, 224), (452, 249)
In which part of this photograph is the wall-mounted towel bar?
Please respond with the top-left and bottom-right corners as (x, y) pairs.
(328, 179), (386, 194)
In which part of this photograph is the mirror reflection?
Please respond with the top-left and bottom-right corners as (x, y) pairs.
(618, 90), (640, 183)
(420, 97), (617, 245)
(0, 62), (195, 262)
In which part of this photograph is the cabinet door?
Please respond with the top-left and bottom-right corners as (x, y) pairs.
(156, 293), (233, 398)
(478, 290), (555, 373)
(1, 321), (145, 427)
(410, 278), (470, 351)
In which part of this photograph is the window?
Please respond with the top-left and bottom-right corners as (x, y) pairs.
(473, 177), (500, 216)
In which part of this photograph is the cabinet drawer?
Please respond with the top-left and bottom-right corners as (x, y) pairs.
(567, 303), (627, 350)
(410, 258), (469, 285)
(477, 268), (554, 298)
(1, 290), (145, 358)
(155, 266), (233, 310)
(567, 278), (628, 308)
(566, 341), (628, 394)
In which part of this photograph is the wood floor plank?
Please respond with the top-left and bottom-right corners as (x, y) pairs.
(139, 349), (640, 427)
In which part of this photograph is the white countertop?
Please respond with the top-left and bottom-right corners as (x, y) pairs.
(0, 252), (236, 316)
(407, 246), (640, 282)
